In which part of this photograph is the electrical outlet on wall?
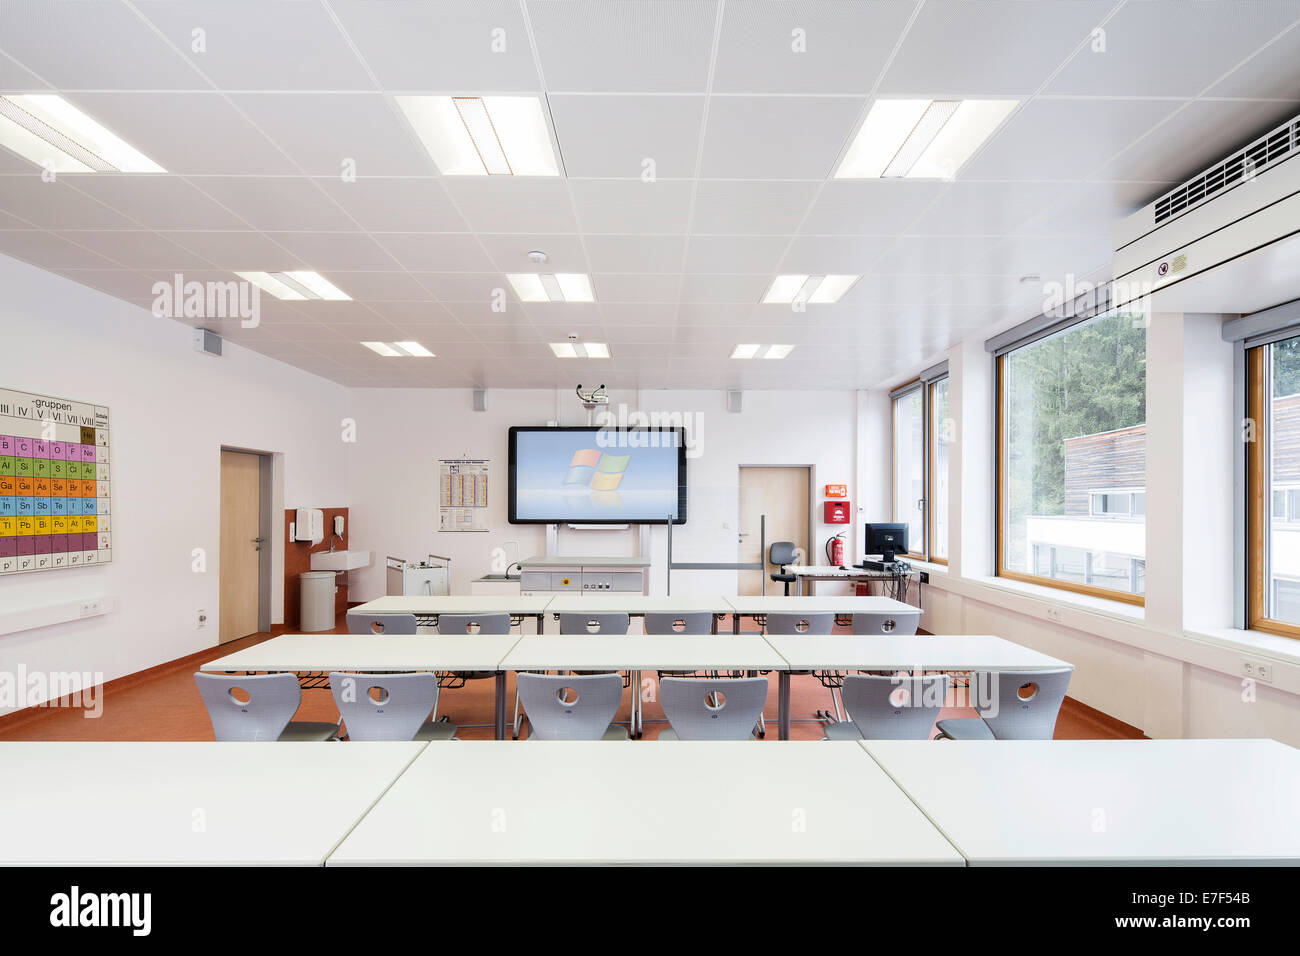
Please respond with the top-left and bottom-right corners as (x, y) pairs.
(1242, 659), (1274, 683)
(78, 599), (102, 617)
(196, 608), (208, 629)
(1045, 606), (1063, 623)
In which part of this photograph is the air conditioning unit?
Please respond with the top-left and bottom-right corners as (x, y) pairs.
(1112, 112), (1300, 314)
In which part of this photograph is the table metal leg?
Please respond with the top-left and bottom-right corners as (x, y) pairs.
(732, 613), (740, 634)
(536, 613), (545, 634)
(494, 671), (507, 740)
(778, 671), (791, 740)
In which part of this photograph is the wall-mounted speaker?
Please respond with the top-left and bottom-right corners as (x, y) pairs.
(192, 328), (222, 357)
(726, 390), (742, 413)
(472, 388), (489, 412)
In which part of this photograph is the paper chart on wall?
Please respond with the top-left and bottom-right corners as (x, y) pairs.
(438, 459), (489, 532)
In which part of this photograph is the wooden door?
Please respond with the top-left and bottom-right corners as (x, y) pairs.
(738, 466), (810, 595)
(219, 450), (262, 644)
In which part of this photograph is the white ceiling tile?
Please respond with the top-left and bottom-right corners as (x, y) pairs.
(441, 300), (533, 325)
(0, 0), (206, 89)
(878, 0), (1115, 96)
(365, 301), (460, 327)
(316, 271), (431, 301)
(870, 236), (1011, 276)
(328, 0), (541, 91)
(778, 235), (894, 273)
(904, 180), (1073, 236)
(440, 177), (578, 233)
(981, 235), (1112, 282)
(569, 179), (694, 233)
(550, 95), (705, 179)
(376, 233), (495, 272)
(598, 303), (679, 325)
(231, 95), (431, 177)
(605, 325), (678, 345)
(590, 274), (683, 302)
(1205, 19), (1300, 99)
(315, 177), (468, 232)
(0, 178), (134, 229)
(960, 97), (1185, 181)
(700, 95), (864, 179)
(478, 234), (589, 273)
(690, 180), (819, 234)
(528, 0), (717, 93)
(52, 230), (196, 268)
(1046, 0), (1300, 98)
(414, 272), (506, 302)
(190, 177), (356, 231)
(466, 324), (545, 344)
(67, 176), (248, 230)
(799, 180), (945, 235)
(0, 47), (49, 90)
(584, 235), (686, 273)
(66, 93), (298, 175)
(684, 235), (790, 273)
(266, 232), (403, 271)
(678, 275), (768, 303)
(839, 274), (949, 305)
(0, 230), (116, 269)
(53, 268), (154, 301)
(135, 0), (376, 91)
(158, 231), (305, 271)
(712, 0), (915, 94)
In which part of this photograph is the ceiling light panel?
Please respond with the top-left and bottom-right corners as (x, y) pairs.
(835, 99), (1016, 180)
(0, 94), (164, 172)
(733, 344), (795, 360)
(508, 273), (596, 303)
(362, 341), (434, 357)
(550, 342), (610, 358)
(396, 95), (558, 176)
(235, 271), (351, 301)
(763, 275), (860, 304)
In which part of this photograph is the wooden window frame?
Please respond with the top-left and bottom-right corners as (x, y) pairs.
(927, 377), (950, 566)
(1246, 344), (1300, 639)
(995, 351), (1146, 607)
(889, 376), (952, 564)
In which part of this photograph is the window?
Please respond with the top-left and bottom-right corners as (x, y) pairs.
(929, 377), (951, 563)
(889, 372), (950, 562)
(892, 386), (924, 554)
(1246, 334), (1300, 638)
(997, 309), (1147, 604)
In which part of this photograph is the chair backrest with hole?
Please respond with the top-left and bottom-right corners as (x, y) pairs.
(436, 613), (512, 635)
(557, 612), (631, 635)
(643, 612), (713, 635)
(975, 667), (1074, 739)
(346, 612), (418, 635)
(194, 672), (301, 741)
(841, 674), (948, 739)
(765, 612), (834, 635)
(516, 673), (623, 740)
(328, 672), (438, 741)
(660, 677), (768, 740)
(850, 612), (919, 636)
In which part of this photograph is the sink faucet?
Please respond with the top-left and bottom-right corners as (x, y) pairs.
(329, 532), (343, 553)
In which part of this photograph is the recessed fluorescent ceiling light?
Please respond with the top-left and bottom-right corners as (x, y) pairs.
(835, 99), (1017, 179)
(550, 342), (610, 359)
(0, 94), (164, 172)
(762, 274), (860, 304)
(235, 271), (350, 301)
(361, 341), (434, 357)
(396, 95), (558, 176)
(733, 344), (794, 360)
(507, 273), (595, 303)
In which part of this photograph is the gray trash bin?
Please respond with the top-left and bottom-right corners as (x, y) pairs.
(300, 570), (337, 632)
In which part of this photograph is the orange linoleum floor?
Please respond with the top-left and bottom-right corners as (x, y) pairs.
(0, 614), (1145, 742)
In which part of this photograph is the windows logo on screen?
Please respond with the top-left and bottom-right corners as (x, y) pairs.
(565, 449), (631, 491)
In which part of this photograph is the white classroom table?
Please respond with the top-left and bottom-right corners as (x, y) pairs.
(349, 595), (553, 632)
(722, 594), (919, 632)
(202, 634), (522, 739)
(781, 564), (913, 596)
(862, 738), (1300, 866)
(327, 741), (964, 866)
(0, 741), (424, 865)
(763, 634), (1071, 740)
(502, 634), (785, 737)
(544, 593), (733, 632)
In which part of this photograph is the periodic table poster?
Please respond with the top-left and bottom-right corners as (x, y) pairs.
(0, 388), (112, 574)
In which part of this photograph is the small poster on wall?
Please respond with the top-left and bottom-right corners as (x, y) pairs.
(438, 459), (489, 532)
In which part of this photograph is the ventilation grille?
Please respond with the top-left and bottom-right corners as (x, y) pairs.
(1153, 115), (1300, 226)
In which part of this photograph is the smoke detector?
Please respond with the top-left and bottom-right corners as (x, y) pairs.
(528, 250), (548, 264)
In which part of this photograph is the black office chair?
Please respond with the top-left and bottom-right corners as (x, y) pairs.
(769, 541), (798, 596)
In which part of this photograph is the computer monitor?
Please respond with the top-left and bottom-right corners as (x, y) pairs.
(864, 522), (908, 563)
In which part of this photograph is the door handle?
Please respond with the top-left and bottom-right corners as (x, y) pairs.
(251, 536), (265, 552)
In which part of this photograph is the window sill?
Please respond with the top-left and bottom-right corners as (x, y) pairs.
(955, 573), (1145, 623)
(1182, 626), (1300, 667)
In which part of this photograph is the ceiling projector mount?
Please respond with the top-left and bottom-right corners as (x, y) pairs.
(575, 384), (609, 410)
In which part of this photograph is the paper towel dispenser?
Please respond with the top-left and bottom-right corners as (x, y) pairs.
(295, 508), (324, 543)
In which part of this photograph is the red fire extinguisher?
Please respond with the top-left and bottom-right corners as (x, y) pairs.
(826, 532), (845, 567)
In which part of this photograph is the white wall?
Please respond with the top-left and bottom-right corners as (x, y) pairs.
(0, 255), (349, 713)
(345, 387), (861, 599)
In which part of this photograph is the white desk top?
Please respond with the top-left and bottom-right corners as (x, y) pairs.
(545, 594), (732, 615)
(765, 634), (1071, 672)
(0, 742), (424, 865)
(523, 555), (650, 568)
(201, 634), (522, 673)
(328, 741), (963, 866)
(724, 595), (918, 615)
(501, 634), (787, 671)
(864, 739), (1300, 866)
(784, 565), (903, 578)
(350, 595), (553, 615)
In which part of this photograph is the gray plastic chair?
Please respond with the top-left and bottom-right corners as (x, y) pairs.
(769, 541), (798, 595)
(194, 672), (338, 742)
(516, 673), (627, 740)
(764, 612), (834, 635)
(436, 613), (512, 635)
(558, 612), (631, 635)
(851, 611), (919, 635)
(823, 674), (948, 740)
(328, 672), (457, 741)
(658, 677), (768, 740)
(346, 611), (418, 635)
(646, 612), (716, 678)
(935, 667), (1074, 740)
